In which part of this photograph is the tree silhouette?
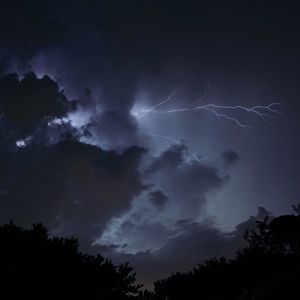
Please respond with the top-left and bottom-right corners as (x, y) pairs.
(0, 222), (141, 299)
(144, 206), (300, 300)
(0, 72), (75, 138)
(2, 207), (300, 300)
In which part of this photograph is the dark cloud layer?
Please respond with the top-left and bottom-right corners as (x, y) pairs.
(91, 110), (140, 149)
(98, 207), (272, 287)
(0, 137), (147, 244)
(148, 190), (168, 209)
(144, 144), (225, 213)
(222, 150), (239, 168)
(0, 0), (62, 72)
(95, 143), (235, 260)
(0, 70), (150, 252)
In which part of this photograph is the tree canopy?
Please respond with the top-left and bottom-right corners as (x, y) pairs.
(0, 222), (141, 299)
(1, 207), (300, 299)
(146, 207), (300, 300)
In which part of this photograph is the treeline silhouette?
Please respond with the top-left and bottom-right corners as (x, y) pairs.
(0, 222), (141, 299)
(1, 206), (300, 299)
(146, 205), (300, 300)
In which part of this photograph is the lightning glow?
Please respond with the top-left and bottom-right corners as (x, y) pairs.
(133, 90), (179, 120)
(149, 133), (206, 163)
(133, 91), (281, 130)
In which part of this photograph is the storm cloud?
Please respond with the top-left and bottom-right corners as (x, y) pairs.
(95, 143), (235, 257)
(97, 207), (272, 287)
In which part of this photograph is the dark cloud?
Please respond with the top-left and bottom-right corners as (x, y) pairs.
(95, 143), (233, 261)
(90, 110), (140, 149)
(174, 219), (200, 232)
(144, 144), (225, 217)
(146, 144), (186, 174)
(97, 206), (273, 287)
(222, 149), (239, 168)
(148, 190), (168, 209)
(0, 0), (62, 71)
(0, 139), (147, 244)
(1, 1), (298, 165)
(2, 0), (300, 101)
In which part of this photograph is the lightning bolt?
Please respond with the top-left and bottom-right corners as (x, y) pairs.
(135, 90), (281, 159)
(135, 90), (179, 120)
(189, 83), (211, 106)
(135, 93), (281, 130)
(149, 133), (206, 163)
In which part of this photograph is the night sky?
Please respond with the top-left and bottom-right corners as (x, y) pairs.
(0, 0), (300, 286)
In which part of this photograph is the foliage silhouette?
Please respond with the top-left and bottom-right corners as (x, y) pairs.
(0, 222), (141, 299)
(2, 207), (300, 300)
(140, 206), (300, 300)
(0, 72), (76, 140)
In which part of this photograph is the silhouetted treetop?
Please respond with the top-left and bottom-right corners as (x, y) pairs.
(145, 206), (300, 300)
(0, 222), (141, 299)
(0, 72), (76, 137)
(2, 207), (300, 300)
